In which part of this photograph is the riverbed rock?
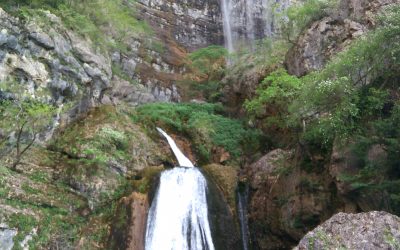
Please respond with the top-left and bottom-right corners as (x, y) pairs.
(295, 211), (400, 249)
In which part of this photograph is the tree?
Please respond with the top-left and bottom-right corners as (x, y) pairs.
(0, 99), (55, 170)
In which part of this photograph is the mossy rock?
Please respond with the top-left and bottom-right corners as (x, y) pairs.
(53, 105), (167, 174)
(202, 164), (238, 213)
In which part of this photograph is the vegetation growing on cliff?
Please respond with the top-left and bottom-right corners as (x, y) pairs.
(0, 99), (55, 170)
(245, 5), (400, 213)
(281, 0), (339, 41)
(182, 45), (228, 101)
(3, 0), (151, 51)
(133, 103), (262, 165)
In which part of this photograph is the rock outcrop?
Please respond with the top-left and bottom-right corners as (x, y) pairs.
(0, 223), (17, 250)
(245, 138), (398, 249)
(108, 192), (149, 250)
(51, 106), (169, 208)
(108, 0), (225, 105)
(285, 0), (400, 76)
(135, 0), (223, 51)
(245, 148), (357, 249)
(0, 8), (111, 122)
(221, 58), (272, 115)
(295, 211), (400, 249)
(0, 3), (225, 132)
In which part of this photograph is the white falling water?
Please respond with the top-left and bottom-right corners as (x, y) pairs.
(221, 0), (291, 52)
(145, 128), (215, 250)
(156, 127), (194, 168)
(221, 0), (234, 53)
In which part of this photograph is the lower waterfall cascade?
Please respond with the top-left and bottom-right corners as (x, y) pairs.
(145, 128), (215, 250)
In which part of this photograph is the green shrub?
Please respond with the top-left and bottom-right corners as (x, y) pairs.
(184, 46), (228, 101)
(245, 68), (302, 123)
(133, 103), (262, 164)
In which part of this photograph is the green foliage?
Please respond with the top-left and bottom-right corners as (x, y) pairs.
(0, 0), (65, 10)
(133, 102), (220, 132)
(245, 68), (302, 124)
(51, 106), (137, 172)
(281, 0), (338, 41)
(245, 6), (400, 147)
(244, 6), (400, 214)
(185, 45), (228, 101)
(188, 45), (228, 73)
(0, 99), (55, 168)
(133, 103), (262, 164)
(5, 0), (151, 52)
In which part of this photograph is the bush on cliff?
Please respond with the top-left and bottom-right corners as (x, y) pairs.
(133, 103), (262, 165)
(245, 5), (400, 213)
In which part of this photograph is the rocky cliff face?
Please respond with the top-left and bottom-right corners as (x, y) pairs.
(109, 0), (224, 104)
(245, 140), (397, 249)
(0, 0), (226, 129)
(0, 8), (111, 123)
(136, 0), (223, 51)
(285, 0), (400, 76)
(245, 149), (347, 249)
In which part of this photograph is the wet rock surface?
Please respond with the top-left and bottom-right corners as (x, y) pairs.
(245, 149), (350, 249)
(108, 192), (149, 250)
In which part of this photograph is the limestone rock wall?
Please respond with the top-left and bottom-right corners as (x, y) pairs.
(0, 8), (111, 119)
(285, 0), (400, 76)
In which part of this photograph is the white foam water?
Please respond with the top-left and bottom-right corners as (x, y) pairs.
(145, 128), (215, 250)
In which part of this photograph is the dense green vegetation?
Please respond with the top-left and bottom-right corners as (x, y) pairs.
(133, 103), (262, 165)
(182, 46), (228, 101)
(245, 5), (400, 213)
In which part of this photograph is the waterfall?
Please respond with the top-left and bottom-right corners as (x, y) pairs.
(156, 127), (194, 168)
(145, 128), (215, 250)
(221, 0), (234, 53)
(237, 185), (250, 250)
(220, 0), (290, 52)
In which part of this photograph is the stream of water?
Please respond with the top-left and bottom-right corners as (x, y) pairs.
(145, 128), (215, 250)
(221, 0), (290, 52)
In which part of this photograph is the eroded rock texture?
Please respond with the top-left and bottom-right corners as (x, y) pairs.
(286, 0), (400, 76)
(295, 211), (400, 249)
(0, 8), (111, 120)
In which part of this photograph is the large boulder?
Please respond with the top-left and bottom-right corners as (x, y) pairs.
(295, 211), (400, 249)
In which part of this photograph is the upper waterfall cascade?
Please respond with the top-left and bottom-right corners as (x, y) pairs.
(145, 128), (215, 250)
(221, 0), (290, 52)
(156, 127), (194, 168)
